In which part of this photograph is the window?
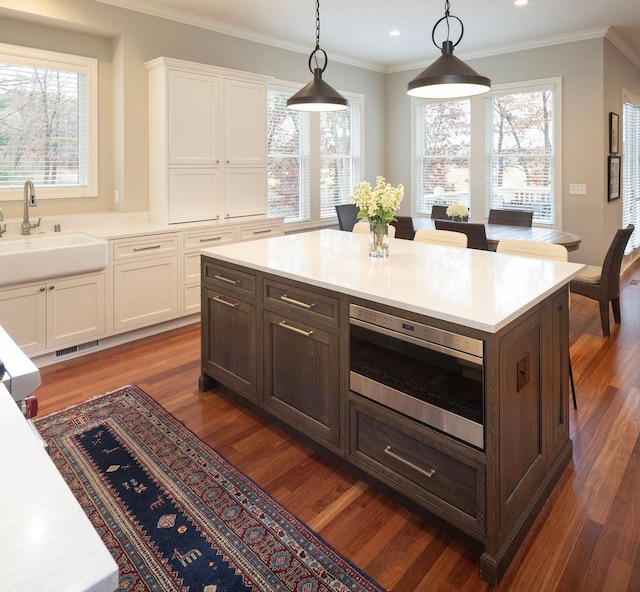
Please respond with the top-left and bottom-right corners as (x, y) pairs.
(268, 82), (363, 226)
(622, 91), (640, 253)
(486, 89), (555, 224)
(0, 43), (98, 200)
(412, 78), (561, 226)
(415, 99), (471, 214)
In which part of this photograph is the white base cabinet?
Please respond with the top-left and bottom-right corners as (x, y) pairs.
(0, 273), (106, 355)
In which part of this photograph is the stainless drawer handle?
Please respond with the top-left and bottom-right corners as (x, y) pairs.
(253, 229), (272, 235)
(200, 236), (222, 242)
(133, 244), (162, 252)
(384, 446), (436, 478)
(278, 321), (313, 337)
(214, 273), (240, 285)
(280, 294), (315, 309)
(213, 295), (239, 308)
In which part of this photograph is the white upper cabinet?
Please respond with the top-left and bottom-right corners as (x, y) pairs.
(146, 57), (270, 224)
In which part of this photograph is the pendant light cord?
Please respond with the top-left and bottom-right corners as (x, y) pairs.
(432, 0), (465, 49)
(315, 0), (321, 51)
(309, 0), (328, 74)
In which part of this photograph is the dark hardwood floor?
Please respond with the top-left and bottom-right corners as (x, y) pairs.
(36, 262), (640, 591)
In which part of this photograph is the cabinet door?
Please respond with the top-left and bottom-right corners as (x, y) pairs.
(223, 78), (267, 165)
(0, 284), (46, 354)
(168, 69), (220, 165)
(224, 167), (267, 219)
(46, 274), (106, 348)
(263, 311), (340, 448)
(113, 256), (179, 331)
(202, 288), (257, 401)
(168, 168), (222, 223)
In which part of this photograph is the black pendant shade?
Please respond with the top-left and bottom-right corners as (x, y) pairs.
(408, 2), (490, 99)
(287, 0), (348, 112)
(287, 67), (348, 112)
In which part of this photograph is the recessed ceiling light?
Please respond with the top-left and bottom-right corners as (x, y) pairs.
(514, 0), (528, 6)
(390, 30), (401, 37)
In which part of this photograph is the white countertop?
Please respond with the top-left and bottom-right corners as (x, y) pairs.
(0, 385), (119, 591)
(201, 229), (585, 333)
(0, 211), (282, 240)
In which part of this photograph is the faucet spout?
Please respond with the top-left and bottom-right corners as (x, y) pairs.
(21, 180), (40, 236)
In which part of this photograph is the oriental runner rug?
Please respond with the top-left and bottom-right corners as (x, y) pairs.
(35, 385), (385, 592)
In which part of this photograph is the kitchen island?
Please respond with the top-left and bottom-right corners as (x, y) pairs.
(199, 229), (585, 585)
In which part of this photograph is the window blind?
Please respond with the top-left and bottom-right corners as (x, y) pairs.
(267, 89), (310, 222)
(415, 99), (471, 215)
(319, 100), (361, 219)
(622, 98), (640, 252)
(485, 89), (554, 224)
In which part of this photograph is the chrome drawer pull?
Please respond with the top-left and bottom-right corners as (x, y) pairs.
(214, 274), (240, 285)
(278, 321), (313, 337)
(213, 296), (239, 308)
(280, 294), (315, 309)
(133, 244), (162, 252)
(200, 236), (222, 242)
(253, 229), (272, 235)
(384, 446), (436, 478)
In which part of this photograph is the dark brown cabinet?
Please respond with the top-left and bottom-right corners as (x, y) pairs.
(263, 311), (341, 449)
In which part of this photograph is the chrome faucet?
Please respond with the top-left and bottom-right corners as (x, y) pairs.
(21, 180), (41, 236)
(0, 207), (6, 237)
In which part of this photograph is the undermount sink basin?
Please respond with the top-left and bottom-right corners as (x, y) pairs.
(0, 233), (108, 287)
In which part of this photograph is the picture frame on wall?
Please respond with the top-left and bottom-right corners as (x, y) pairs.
(608, 155), (621, 201)
(609, 112), (619, 154)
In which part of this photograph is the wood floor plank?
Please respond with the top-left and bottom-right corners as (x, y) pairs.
(32, 260), (640, 590)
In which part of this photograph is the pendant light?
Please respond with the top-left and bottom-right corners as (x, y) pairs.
(287, 0), (348, 112)
(408, 0), (490, 99)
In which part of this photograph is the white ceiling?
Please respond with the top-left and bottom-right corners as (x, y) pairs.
(97, 0), (640, 71)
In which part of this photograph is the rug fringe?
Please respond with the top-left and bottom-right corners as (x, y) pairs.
(36, 384), (135, 422)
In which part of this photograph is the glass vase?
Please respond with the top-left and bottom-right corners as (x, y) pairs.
(368, 222), (390, 258)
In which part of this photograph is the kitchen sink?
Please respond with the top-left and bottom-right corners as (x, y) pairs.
(0, 233), (108, 287)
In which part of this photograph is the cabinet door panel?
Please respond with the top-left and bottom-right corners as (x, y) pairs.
(168, 168), (221, 223)
(47, 274), (106, 348)
(0, 284), (46, 354)
(223, 78), (266, 165)
(224, 167), (267, 219)
(168, 69), (219, 165)
(264, 311), (340, 447)
(202, 288), (257, 401)
(113, 257), (179, 331)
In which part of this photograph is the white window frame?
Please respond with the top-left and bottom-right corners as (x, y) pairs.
(0, 43), (98, 201)
(622, 88), (640, 253)
(267, 79), (364, 231)
(411, 77), (562, 228)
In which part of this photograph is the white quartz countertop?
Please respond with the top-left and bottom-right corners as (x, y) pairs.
(0, 385), (119, 591)
(201, 229), (586, 333)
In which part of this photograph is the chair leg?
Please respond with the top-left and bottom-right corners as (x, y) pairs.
(569, 356), (577, 410)
(599, 300), (611, 337)
(611, 296), (621, 323)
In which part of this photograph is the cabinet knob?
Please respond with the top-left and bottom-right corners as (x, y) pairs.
(39, 287), (46, 292)
(226, 160), (230, 164)
(49, 285), (55, 290)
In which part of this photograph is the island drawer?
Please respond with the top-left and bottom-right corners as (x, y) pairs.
(349, 395), (486, 536)
(202, 259), (256, 301)
(263, 278), (340, 328)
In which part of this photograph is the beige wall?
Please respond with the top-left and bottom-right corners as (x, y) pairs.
(0, 1), (638, 265)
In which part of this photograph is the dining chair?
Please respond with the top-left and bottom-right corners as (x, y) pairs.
(497, 238), (577, 409)
(353, 221), (396, 237)
(569, 224), (634, 337)
(430, 205), (449, 219)
(488, 208), (533, 227)
(335, 204), (360, 231)
(414, 228), (468, 248)
(434, 220), (488, 250)
(390, 216), (416, 240)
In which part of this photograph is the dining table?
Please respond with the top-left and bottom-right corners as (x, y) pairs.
(411, 217), (582, 252)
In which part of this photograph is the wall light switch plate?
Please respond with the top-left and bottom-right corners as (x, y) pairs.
(570, 183), (587, 195)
